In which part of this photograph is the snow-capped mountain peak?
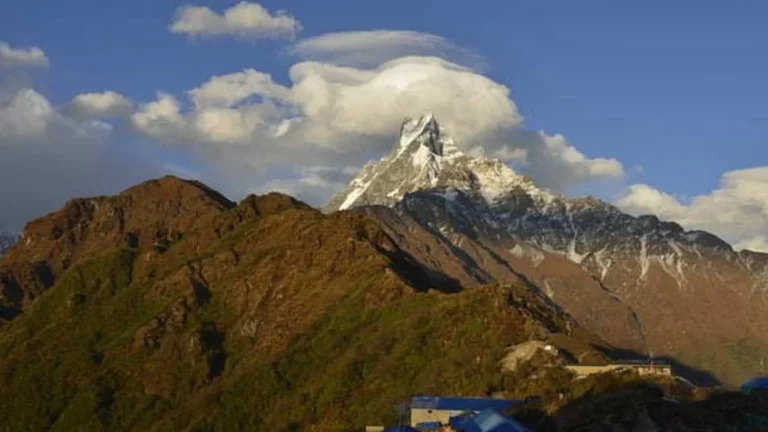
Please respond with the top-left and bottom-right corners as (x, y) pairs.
(324, 114), (556, 212)
(398, 113), (436, 154)
(397, 113), (460, 159)
(323, 115), (768, 388)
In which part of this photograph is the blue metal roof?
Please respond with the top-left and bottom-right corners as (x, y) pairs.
(741, 376), (768, 392)
(411, 396), (520, 412)
(382, 426), (420, 432)
(451, 409), (529, 432)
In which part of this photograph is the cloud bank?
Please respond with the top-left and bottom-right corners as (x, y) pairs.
(617, 167), (768, 252)
(131, 55), (623, 202)
(170, 2), (301, 41)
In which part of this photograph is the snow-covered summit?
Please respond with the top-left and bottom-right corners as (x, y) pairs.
(324, 114), (556, 212)
(397, 113), (460, 159)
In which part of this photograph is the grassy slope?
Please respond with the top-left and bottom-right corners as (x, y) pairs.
(0, 204), (598, 432)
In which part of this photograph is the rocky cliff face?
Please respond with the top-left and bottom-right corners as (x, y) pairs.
(0, 176), (236, 322)
(331, 114), (768, 385)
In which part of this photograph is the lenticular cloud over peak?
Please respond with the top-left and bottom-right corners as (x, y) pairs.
(290, 30), (487, 69)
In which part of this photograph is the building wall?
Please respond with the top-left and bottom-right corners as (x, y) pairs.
(634, 365), (672, 376)
(565, 364), (673, 377)
(565, 365), (623, 376)
(410, 409), (460, 427)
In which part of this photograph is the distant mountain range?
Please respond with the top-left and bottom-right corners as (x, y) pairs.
(328, 114), (768, 386)
(0, 231), (18, 256)
(0, 116), (767, 430)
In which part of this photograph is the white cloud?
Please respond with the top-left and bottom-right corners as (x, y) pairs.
(0, 88), (113, 143)
(131, 56), (524, 160)
(735, 237), (768, 253)
(188, 68), (291, 108)
(490, 146), (528, 164)
(131, 92), (188, 141)
(534, 131), (624, 188)
(0, 86), (161, 230)
(290, 30), (486, 69)
(616, 167), (768, 252)
(254, 165), (359, 205)
(467, 129), (625, 191)
(615, 184), (688, 220)
(0, 41), (49, 69)
(0, 88), (112, 144)
(0, 30), (626, 230)
(0, 88), (54, 139)
(289, 57), (522, 146)
(63, 91), (133, 120)
(132, 86), (291, 147)
(170, 2), (301, 41)
(131, 53), (623, 203)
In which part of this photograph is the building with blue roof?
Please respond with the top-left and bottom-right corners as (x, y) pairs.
(409, 396), (521, 428)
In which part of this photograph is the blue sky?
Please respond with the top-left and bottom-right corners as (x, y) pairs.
(1, 1), (768, 249)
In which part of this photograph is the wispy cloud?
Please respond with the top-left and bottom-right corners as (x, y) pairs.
(290, 30), (487, 69)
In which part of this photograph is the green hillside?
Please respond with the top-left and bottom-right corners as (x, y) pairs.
(0, 181), (603, 431)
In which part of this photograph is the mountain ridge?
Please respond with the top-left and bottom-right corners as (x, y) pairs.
(327, 114), (741, 258)
(329, 114), (768, 385)
(0, 174), (615, 431)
